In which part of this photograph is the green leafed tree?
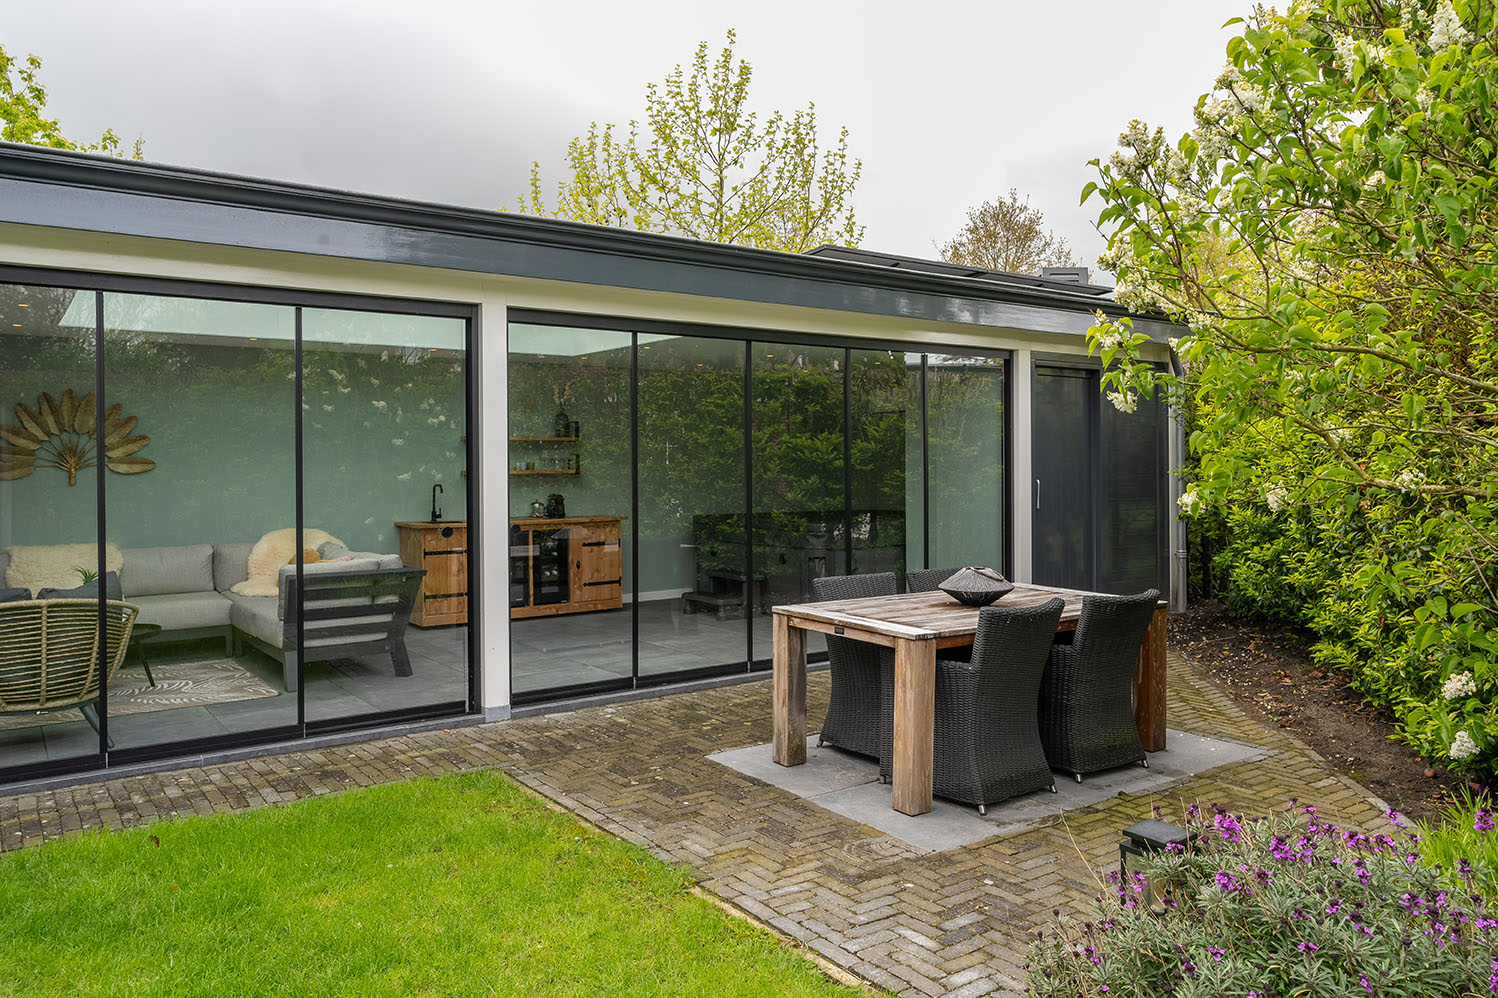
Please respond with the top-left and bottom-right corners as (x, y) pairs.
(518, 29), (863, 253)
(1084, 0), (1498, 775)
(0, 44), (140, 156)
(937, 188), (1076, 274)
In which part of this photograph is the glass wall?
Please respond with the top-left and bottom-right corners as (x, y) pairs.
(507, 324), (632, 697)
(302, 308), (470, 722)
(0, 275), (473, 783)
(927, 353), (1007, 573)
(0, 284), (104, 774)
(638, 335), (746, 680)
(506, 319), (1015, 701)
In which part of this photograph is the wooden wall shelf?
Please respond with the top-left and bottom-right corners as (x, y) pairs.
(510, 469), (582, 476)
(509, 435), (584, 442)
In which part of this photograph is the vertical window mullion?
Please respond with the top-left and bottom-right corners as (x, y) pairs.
(842, 348), (852, 575)
(94, 291), (108, 758)
(294, 306), (305, 731)
(630, 332), (639, 687)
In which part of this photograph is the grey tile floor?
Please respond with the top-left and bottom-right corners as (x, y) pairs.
(511, 596), (826, 694)
(709, 729), (1267, 853)
(0, 625), (469, 768)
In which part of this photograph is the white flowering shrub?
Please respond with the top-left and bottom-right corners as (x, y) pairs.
(1083, 0), (1498, 776)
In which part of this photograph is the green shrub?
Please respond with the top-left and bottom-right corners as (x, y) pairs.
(1028, 803), (1498, 997)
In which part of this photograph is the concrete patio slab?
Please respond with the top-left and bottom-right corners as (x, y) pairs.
(708, 729), (1266, 853)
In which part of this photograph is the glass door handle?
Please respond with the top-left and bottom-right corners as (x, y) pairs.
(1035, 479), (1041, 510)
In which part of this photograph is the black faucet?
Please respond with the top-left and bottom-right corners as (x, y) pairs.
(431, 483), (444, 521)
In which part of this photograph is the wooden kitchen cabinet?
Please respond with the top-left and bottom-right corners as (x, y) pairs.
(510, 515), (625, 619)
(396, 521), (468, 627)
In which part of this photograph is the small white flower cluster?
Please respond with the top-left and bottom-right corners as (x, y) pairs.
(1430, 0), (1471, 50)
(1363, 170), (1387, 190)
(1442, 672), (1478, 700)
(1178, 489), (1202, 516)
(1108, 119), (1166, 184)
(1266, 483), (1289, 512)
(1451, 729), (1479, 760)
(1106, 391), (1138, 414)
(1333, 33), (1360, 68)
(1095, 323), (1130, 351)
(1416, 87), (1436, 112)
(1395, 468), (1426, 491)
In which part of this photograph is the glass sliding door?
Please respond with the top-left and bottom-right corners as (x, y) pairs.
(849, 348), (917, 580)
(508, 323), (633, 698)
(750, 342), (846, 663)
(1100, 387), (1165, 595)
(0, 284), (105, 775)
(926, 354), (1007, 573)
(100, 293), (299, 753)
(637, 334), (747, 680)
(301, 308), (469, 724)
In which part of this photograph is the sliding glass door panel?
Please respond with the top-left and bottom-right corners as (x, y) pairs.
(927, 354), (1007, 575)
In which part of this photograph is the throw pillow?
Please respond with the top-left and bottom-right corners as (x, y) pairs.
(0, 586), (31, 603)
(316, 541), (353, 561)
(37, 571), (123, 601)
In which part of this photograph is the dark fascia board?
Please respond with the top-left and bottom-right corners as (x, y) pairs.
(806, 244), (1116, 296)
(0, 143), (1181, 341)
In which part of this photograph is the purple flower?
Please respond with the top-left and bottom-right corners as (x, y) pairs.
(1475, 810), (1495, 834)
(1208, 947), (1226, 961)
(1298, 941), (1320, 952)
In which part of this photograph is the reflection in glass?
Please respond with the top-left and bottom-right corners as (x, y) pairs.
(849, 348), (916, 579)
(637, 335), (746, 678)
(0, 284), (104, 772)
(927, 354), (1006, 573)
(1101, 390), (1163, 594)
(102, 293), (298, 751)
(751, 342), (846, 661)
(302, 308), (469, 722)
(508, 324), (633, 697)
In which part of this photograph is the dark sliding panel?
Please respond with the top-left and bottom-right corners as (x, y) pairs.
(1100, 387), (1166, 595)
(0, 284), (106, 776)
(636, 334), (748, 679)
(848, 348), (917, 579)
(100, 292), (300, 753)
(1031, 365), (1095, 591)
(750, 342), (846, 662)
(301, 307), (470, 725)
(926, 353), (1007, 575)
(507, 324), (632, 699)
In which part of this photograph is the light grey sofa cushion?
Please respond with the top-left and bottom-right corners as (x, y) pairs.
(130, 592), (233, 631)
(224, 593), (282, 649)
(121, 544), (214, 598)
(276, 558), (385, 619)
(214, 543), (255, 593)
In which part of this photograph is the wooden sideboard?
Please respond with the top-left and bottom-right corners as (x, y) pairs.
(510, 515), (625, 619)
(396, 521), (468, 627)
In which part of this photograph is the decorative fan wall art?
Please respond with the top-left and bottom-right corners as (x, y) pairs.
(0, 390), (155, 485)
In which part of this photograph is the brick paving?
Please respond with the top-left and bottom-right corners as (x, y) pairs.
(0, 649), (1392, 996)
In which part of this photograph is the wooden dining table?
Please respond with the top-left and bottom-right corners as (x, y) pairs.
(771, 583), (1169, 816)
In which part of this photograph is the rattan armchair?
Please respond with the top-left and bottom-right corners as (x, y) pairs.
(1038, 589), (1161, 782)
(811, 572), (896, 759)
(880, 599), (1064, 811)
(0, 598), (138, 743)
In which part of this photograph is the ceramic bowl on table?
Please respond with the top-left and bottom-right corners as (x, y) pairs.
(938, 566), (1015, 606)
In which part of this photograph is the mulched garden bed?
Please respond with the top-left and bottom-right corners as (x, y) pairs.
(1170, 599), (1467, 824)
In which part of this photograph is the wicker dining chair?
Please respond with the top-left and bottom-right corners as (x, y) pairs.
(0, 598), (139, 745)
(811, 572), (896, 759)
(880, 599), (1064, 811)
(1038, 589), (1161, 782)
(904, 567), (964, 594)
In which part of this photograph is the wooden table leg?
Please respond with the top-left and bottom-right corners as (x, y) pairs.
(772, 613), (807, 766)
(891, 635), (935, 816)
(1134, 607), (1168, 752)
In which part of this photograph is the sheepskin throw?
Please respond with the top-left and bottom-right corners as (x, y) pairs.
(4, 542), (123, 594)
(230, 528), (345, 597)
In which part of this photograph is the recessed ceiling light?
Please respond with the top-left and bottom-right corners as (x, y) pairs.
(10, 323), (20, 328)
(16, 303), (28, 307)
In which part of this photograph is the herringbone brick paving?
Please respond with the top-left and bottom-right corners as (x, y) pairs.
(0, 649), (1391, 996)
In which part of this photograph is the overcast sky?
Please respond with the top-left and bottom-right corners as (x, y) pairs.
(9, 0), (1243, 272)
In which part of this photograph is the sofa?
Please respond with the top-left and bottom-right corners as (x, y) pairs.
(0, 543), (426, 693)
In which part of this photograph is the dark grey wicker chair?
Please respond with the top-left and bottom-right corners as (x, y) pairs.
(812, 572), (896, 758)
(1038, 589), (1161, 782)
(905, 567), (964, 594)
(879, 599), (1063, 809)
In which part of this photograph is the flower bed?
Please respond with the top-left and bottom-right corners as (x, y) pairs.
(1028, 803), (1497, 996)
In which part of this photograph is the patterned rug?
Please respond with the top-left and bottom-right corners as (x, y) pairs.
(0, 658), (280, 731)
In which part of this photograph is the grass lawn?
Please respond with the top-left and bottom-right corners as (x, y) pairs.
(0, 770), (864, 997)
